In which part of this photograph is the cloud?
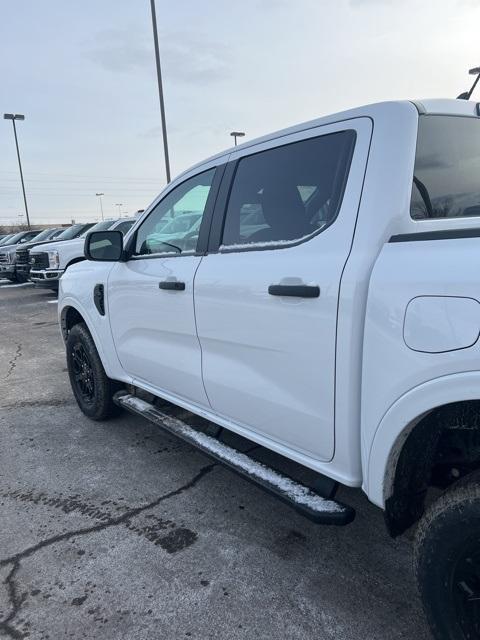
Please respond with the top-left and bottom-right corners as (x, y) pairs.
(84, 28), (230, 85)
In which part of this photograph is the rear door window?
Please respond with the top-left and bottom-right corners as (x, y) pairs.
(221, 130), (356, 248)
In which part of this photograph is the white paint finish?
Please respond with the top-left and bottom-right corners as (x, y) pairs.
(56, 98), (480, 505)
(362, 239), (480, 504)
(195, 118), (373, 462)
(404, 296), (480, 353)
(107, 256), (210, 407)
(58, 260), (131, 383)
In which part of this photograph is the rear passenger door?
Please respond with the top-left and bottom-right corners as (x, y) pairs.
(194, 119), (372, 462)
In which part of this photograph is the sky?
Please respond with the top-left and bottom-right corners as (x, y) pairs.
(0, 0), (479, 225)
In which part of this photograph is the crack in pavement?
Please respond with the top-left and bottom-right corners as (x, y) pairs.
(0, 463), (215, 639)
(4, 344), (22, 381)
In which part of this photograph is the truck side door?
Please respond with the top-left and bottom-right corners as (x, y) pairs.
(107, 166), (222, 407)
(194, 119), (372, 462)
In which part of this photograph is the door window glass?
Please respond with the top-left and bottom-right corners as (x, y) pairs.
(411, 115), (480, 219)
(134, 169), (215, 256)
(114, 220), (135, 235)
(221, 130), (356, 248)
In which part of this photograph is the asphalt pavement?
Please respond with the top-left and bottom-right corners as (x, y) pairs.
(0, 280), (432, 640)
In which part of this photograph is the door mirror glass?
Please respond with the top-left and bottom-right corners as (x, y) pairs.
(85, 230), (123, 261)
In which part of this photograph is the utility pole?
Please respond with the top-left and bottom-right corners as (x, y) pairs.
(4, 113), (30, 228)
(150, 0), (171, 183)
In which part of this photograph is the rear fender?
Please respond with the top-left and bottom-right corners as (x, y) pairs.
(365, 372), (480, 508)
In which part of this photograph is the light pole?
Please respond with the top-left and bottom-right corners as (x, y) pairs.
(115, 203), (123, 216)
(95, 192), (104, 221)
(4, 113), (30, 228)
(150, 0), (171, 183)
(230, 131), (245, 146)
(457, 66), (480, 100)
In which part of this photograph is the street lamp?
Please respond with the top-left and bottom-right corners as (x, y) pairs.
(230, 131), (245, 146)
(4, 113), (30, 228)
(150, 0), (171, 183)
(115, 203), (123, 216)
(458, 66), (480, 100)
(95, 193), (104, 221)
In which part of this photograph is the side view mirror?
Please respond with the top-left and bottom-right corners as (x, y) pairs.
(84, 230), (123, 262)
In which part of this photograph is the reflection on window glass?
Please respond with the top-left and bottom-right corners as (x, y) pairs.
(114, 220), (134, 235)
(411, 116), (480, 219)
(134, 169), (215, 256)
(221, 130), (356, 248)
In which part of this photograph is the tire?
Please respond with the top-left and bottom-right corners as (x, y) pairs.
(66, 322), (121, 420)
(414, 472), (480, 640)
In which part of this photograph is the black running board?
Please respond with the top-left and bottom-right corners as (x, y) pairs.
(114, 392), (355, 526)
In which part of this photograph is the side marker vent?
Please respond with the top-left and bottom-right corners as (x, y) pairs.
(93, 284), (105, 316)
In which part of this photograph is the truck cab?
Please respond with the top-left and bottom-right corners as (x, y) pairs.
(59, 98), (480, 640)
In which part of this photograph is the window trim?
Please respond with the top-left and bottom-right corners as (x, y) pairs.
(207, 129), (357, 255)
(124, 164), (226, 261)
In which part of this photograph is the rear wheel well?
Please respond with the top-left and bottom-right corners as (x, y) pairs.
(385, 400), (480, 536)
(61, 306), (85, 341)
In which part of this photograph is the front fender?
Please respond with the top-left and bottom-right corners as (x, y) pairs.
(365, 371), (480, 508)
(59, 295), (130, 383)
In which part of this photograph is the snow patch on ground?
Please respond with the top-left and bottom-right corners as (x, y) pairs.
(121, 394), (342, 514)
(0, 282), (34, 288)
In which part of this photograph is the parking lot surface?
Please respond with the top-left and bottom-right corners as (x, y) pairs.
(0, 281), (432, 640)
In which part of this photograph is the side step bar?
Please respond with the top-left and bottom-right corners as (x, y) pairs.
(114, 392), (355, 526)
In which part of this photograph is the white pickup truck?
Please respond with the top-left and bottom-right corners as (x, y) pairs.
(30, 217), (135, 289)
(59, 98), (480, 640)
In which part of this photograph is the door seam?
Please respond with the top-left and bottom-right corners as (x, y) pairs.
(192, 255), (213, 409)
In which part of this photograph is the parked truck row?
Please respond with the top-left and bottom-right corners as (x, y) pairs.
(0, 218), (135, 288)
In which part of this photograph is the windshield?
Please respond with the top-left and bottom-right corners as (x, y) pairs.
(55, 224), (87, 241)
(28, 228), (55, 242)
(4, 232), (27, 244)
(0, 234), (14, 246)
(411, 115), (480, 219)
(80, 219), (117, 237)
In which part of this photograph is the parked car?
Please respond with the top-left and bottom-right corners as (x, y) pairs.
(0, 230), (43, 281)
(30, 218), (135, 289)
(59, 98), (480, 640)
(15, 225), (86, 283)
(0, 234), (16, 247)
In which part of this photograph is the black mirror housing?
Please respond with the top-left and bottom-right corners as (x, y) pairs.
(84, 230), (123, 262)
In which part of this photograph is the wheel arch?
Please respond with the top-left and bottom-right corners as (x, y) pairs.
(59, 298), (129, 385)
(64, 256), (86, 272)
(366, 372), (480, 535)
(60, 304), (86, 341)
